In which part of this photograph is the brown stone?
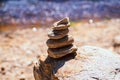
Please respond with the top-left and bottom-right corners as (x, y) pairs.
(48, 29), (69, 39)
(47, 45), (77, 58)
(57, 17), (69, 25)
(46, 35), (74, 48)
(53, 17), (70, 30)
(53, 23), (70, 30)
(114, 35), (120, 45)
(33, 60), (58, 80)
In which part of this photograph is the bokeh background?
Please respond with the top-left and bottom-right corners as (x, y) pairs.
(0, 0), (120, 80)
(0, 0), (120, 26)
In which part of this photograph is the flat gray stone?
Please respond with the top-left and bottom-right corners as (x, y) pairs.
(54, 46), (120, 80)
(48, 29), (69, 39)
(47, 45), (77, 58)
(46, 35), (74, 48)
(52, 17), (70, 30)
(53, 23), (70, 30)
(57, 17), (69, 25)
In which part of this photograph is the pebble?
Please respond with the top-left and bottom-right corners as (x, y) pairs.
(48, 29), (69, 39)
(56, 17), (69, 25)
(52, 17), (70, 30)
(114, 35), (120, 45)
(47, 35), (74, 48)
(48, 45), (77, 58)
(53, 23), (70, 30)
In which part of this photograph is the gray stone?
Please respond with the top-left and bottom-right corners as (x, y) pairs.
(48, 29), (69, 39)
(46, 35), (74, 48)
(53, 23), (70, 30)
(47, 45), (77, 58)
(34, 46), (120, 80)
(114, 35), (120, 45)
(52, 17), (70, 30)
(55, 46), (120, 80)
(57, 17), (69, 25)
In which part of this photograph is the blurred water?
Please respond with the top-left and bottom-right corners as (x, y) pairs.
(0, 0), (120, 25)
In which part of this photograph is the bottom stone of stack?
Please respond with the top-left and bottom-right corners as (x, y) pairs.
(47, 45), (77, 58)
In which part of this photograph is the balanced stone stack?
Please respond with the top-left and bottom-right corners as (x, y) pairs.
(46, 17), (77, 58)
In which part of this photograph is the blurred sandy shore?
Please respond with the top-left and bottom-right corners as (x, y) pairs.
(0, 19), (120, 80)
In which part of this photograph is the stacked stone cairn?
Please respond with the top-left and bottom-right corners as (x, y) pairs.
(46, 17), (77, 58)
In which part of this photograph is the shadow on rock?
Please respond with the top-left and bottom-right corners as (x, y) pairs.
(33, 52), (77, 80)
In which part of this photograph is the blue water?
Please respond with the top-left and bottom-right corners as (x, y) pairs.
(0, 0), (120, 25)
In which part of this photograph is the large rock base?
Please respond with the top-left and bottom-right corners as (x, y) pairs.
(33, 46), (120, 80)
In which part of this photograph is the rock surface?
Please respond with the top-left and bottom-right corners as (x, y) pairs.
(114, 35), (120, 55)
(34, 46), (120, 80)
